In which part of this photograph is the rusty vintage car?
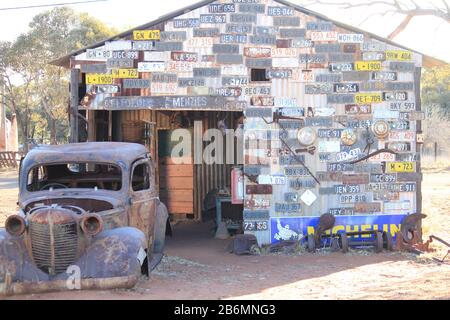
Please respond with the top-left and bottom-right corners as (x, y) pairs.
(0, 142), (169, 296)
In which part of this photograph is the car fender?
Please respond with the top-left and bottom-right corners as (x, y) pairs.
(62, 227), (147, 280)
(153, 201), (168, 254)
(0, 229), (50, 283)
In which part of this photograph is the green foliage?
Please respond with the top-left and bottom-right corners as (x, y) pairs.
(422, 65), (450, 119)
(0, 7), (116, 148)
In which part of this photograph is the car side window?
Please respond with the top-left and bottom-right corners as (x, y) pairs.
(132, 162), (150, 192)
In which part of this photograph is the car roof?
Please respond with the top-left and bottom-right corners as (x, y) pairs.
(22, 142), (148, 169)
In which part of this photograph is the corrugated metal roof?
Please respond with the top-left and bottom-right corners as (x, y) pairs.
(50, 0), (448, 68)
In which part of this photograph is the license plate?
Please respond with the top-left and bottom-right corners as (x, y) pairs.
(340, 194), (367, 203)
(389, 131), (415, 141)
(388, 142), (411, 153)
(372, 72), (397, 81)
(370, 173), (397, 183)
(138, 62), (166, 72)
(133, 30), (161, 40)
(310, 31), (338, 41)
(383, 92), (408, 101)
(345, 104), (371, 115)
(243, 221), (268, 231)
(386, 162), (415, 173)
(111, 69), (139, 79)
(368, 152), (396, 162)
(245, 198), (270, 209)
(86, 74), (114, 85)
(386, 50), (412, 61)
(335, 148), (362, 162)
(334, 185), (361, 194)
(384, 201), (411, 211)
(257, 175), (287, 185)
(355, 61), (382, 71)
(334, 83), (359, 93)
(389, 121), (410, 130)
(329, 63), (353, 72)
(355, 93), (383, 104)
(319, 141), (341, 153)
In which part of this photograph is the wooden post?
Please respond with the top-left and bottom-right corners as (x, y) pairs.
(434, 142), (438, 163)
(70, 68), (80, 143)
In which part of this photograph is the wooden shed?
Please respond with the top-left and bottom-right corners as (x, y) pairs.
(53, 0), (446, 245)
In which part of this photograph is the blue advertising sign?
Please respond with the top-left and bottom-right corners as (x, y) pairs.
(270, 214), (407, 244)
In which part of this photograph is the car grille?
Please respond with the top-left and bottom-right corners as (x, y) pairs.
(29, 220), (79, 275)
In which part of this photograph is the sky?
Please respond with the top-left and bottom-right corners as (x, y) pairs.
(0, 0), (448, 62)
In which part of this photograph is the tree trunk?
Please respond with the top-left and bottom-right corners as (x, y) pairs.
(50, 118), (57, 145)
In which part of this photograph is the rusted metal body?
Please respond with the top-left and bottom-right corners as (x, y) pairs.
(0, 142), (168, 296)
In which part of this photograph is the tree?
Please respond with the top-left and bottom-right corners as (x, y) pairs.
(0, 7), (117, 150)
(422, 65), (450, 119)
(304, 0), (450, 40)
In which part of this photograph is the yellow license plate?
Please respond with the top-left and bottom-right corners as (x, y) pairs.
(133, 30), (160, 40)
(355, 93), (383, 104)
(386, 50), (412, 61)
(111, 69), (139, 79)
(354, 61), (382, 71)
(86, 74), (113, 85)
(386, 162), (416, 173)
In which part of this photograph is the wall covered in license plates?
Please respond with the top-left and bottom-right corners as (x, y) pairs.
(75, 0), (424, 245)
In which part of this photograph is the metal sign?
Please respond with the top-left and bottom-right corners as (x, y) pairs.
(368, 183), (416, 192)
(215, 87), (242, 97)
(230, 13), (257, 23)
(251, 96), (274, 106)
(213, 44), (240, 54)
(173, 18), (200, 28)
(244, 47), (271, 58)
(80, 63), (107, 74)
(275, 203), (301, 213)
(273, 17), (300, 26)
(354, 203), (381, 213)
(306, 21), (334, 31)
(388, 142), (412, 153)
(389, 62), (415, 72)
(285, 167), (309, 176)
(337, 33), (364, 43)
(258, 175), (287, 185)
(316, 74), (342, 82)
(246, 58), (272, 68)
(389, 131), (415, 141)
(305, 83), (333, 94)
(314, 43), (341, 53)
(244, 86), (271, 95)
(239, 3), (265, 13)
(222, 76), (248, 86)
(132, 30), (161, 40)
(245, 108), (273, 118)
(290, 178), (317, 189)
(250, 35), (277, 45)
(400, 111), (425, 121)
(280, 28), (306, 38)
(355, 93), (383, 104)
(384, 201), (410, 211)
(368, 152), (396, 162)
(335, 148), (362, 162)
(310, 31), (338, 41)
(318, 129), (342, 138)
(397, 172), (422, 182)
(372, 71), (397, 81)
(396, 153), (420, 162)
(327, 162), (354, 172)
(342, 173), (370, 185)
(342, 44), (357, 53)
(243, 210), (270, 219)
(138, 62), (166, 72)
(103, 96), (227, 110)
(144, 51), (169, 61)
(105, 41), (132, 51)
(132, 41), (155, 51)
(329, 63), (353, 72)
(300, 54), (327, 64)
(193, 68), (221, 77)
(111, 69), (139, 79)
(329, 208), (354, 215)
(386, 50), (412, 61)
(209, 3), (235, 13)
(95, 85), (121, 94)
(383, 92), (408, 101)
(292, 39), (313, 48)
(266, 69), (292, 79)
(386, 162), (416, 173)
(246, 185), (273, 195)
(370, 173), (397, 183)
(226, 24), (252, 33)
(276, 39), (292, 48)
(373, 191), (400, 201)
(151, 82), (177, 94)
(123, 79), (151, 89)
(319, 141), (341, 153)
(217, 54), (244, 64)
(360, 42), (386, 52)
(327, 94), (355, 104)
(107, 58), (134, 69)
(200, 14), (226, 24)
(334, 185), (361, 194)
(340, 194), (367, 203)
(151, 73), (177, 83)
(362, 52), (386, 61)
(160, 31), (187, 41)
(342, 71), (370, 81)
(220, 34), (247, 43)
(171, 52), (198, 62)
(354, 61), (382, 71)
(268, 6), (295, 15)
(243, 220), (269, 231)
(328, 53), (355, 62)
(154, 42), (183, 51)
(334, 83), (359, 93)
(193, 28), (220, 37)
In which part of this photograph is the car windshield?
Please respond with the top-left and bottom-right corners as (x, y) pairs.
(26, 162), (122, 192)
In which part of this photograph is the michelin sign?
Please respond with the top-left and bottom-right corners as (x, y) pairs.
(271, 214), (406, 243)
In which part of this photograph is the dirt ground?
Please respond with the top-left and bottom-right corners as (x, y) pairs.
(0, 168), (449, 300)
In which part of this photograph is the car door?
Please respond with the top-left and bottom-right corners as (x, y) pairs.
(129, 158), (158, 251)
